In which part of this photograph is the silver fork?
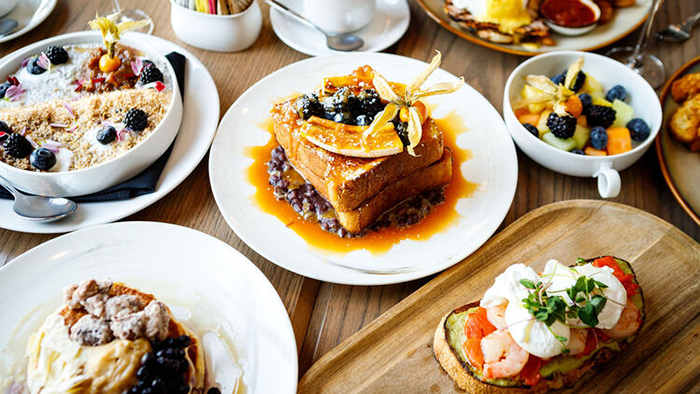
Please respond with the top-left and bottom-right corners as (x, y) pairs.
(656, 11), (700, 42)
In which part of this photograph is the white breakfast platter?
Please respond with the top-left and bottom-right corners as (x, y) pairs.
(0, 222), (298, 394)
(209, 53), (518, 285)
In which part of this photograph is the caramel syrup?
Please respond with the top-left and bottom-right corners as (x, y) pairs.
(245, 113), (478, 254)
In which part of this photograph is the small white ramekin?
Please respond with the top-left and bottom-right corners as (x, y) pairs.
(503, 51), (662, 198)
(170, 0), (262, 52)
(0, 31), (183, 197)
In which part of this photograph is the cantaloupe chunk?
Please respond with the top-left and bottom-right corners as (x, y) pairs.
(514, 108), (530, 118)
(607, 127), (632, 155)
(519, 113), (541, 126)
(585, 146), (607, 156)
(564, 95), (583, 117)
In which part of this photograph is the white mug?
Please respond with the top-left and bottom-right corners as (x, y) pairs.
(303, 0), (376, 34)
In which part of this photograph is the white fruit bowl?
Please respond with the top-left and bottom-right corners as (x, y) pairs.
(503, 51), (662, 198)
(0, 31), (183, 197)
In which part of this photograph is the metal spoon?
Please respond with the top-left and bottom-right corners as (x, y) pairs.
(656, 11), (700, 42)
(0, 175), (77, 222)
(0, 19), (18, 37)
(263, 0), (364, 52)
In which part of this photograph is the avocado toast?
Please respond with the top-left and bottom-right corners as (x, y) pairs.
(433, 256), (644, 393)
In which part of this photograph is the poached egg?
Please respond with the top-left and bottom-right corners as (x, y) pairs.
(451, 0), (533, 34)
(479, 260), (627, 359)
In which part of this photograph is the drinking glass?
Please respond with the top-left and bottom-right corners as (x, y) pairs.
(606, 0), (666, 88)
(110, 0), (154, 34)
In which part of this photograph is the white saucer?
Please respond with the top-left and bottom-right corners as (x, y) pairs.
(0, 33), (220, 234)
(269, 0), (410, 57)
(0, 222), (298, 394)
(0, 0), (57, 44)
(209, 53), (518, 285)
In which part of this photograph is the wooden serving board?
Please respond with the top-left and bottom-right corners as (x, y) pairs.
(298, 200), (700, 394)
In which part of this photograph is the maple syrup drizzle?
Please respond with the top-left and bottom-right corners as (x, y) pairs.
(246, 113), (477, 254)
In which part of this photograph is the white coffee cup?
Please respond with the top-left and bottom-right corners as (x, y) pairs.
(303, 0), (376, 34)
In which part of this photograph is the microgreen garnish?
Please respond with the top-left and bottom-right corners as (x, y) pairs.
(519, 265), (611, 351)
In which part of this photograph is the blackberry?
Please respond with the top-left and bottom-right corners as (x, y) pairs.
(124, 108), (148, 132)
(324, 88), (358, 116)
(356, 89), (383, 117)
(96, 126), (118, 144)
(46, 46), (69, 65)
(568, 71), (586, 92)
(546, 113), (577, 139)
(578, 93), (592, 114)
(605, 85), (627, 102)
(522, 123), (539, 138)
(3, 133), (33, 158)
(27, 58), (46, 75)
(0, 121), (10, 133)
(295, 93), (324, 120)
(571, 149), (585, 155)
(0, 82), (11, 99)
(139, 64), (164, 85)
(30, 148), (56, 171)
(590, 126), (608, 150)
(627, 118), (651, 141)
(587, 105), (616, 128)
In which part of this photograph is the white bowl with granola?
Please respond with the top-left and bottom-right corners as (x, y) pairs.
(0, 30), (182, 197)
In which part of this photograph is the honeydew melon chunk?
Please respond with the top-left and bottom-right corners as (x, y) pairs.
(572, 124), (590, 149)
(537, 110), (552, 136)
(543, 132), (577, 151)
(611, 99), (634, 128)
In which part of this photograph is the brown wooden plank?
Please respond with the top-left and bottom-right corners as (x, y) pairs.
(298, 200), (700, 393)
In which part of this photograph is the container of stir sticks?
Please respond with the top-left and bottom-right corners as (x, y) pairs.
(170, 0), (261, 52)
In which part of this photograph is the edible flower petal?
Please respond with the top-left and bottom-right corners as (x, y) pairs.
(63, 103), (75, 118)
(143, 81), (165, 92)
(37, 53), (51, 71)
(131, 58), (143, 76)
(362, 51), (463, 156)
(25, 135), (38, 149)
(5, 84), (25, 101)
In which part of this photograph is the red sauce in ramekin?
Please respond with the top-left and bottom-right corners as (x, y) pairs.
(541, 0), (598, 27)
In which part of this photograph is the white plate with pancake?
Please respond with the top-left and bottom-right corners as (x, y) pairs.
(0, 221), (298, 394)
(209, 53), (518, 285)
(0, 33), (219, 234)
(416, 0), (651, 56)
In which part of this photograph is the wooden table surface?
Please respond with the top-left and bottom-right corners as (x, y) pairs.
(1, 0), (699, 383)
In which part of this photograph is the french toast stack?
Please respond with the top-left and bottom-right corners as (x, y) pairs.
(272, 101), (453, 233)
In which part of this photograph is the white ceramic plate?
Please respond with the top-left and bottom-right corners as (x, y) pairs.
(269, 0), (410, 57)
(0, 33), (220, 234)
(209, 53), (518, 285)
(416, 0), (651, 56)
(0, 222), (298, 394)
(0, 0), (56, 44)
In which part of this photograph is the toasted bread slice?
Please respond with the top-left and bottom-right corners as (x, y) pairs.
(433, 257), (644, 393)
(59, 282), (206, 392)
(292, 148), (452, 233)
(272, 100), (444, 212)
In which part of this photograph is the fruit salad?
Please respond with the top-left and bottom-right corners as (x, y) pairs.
(514, 57), (652, 156)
